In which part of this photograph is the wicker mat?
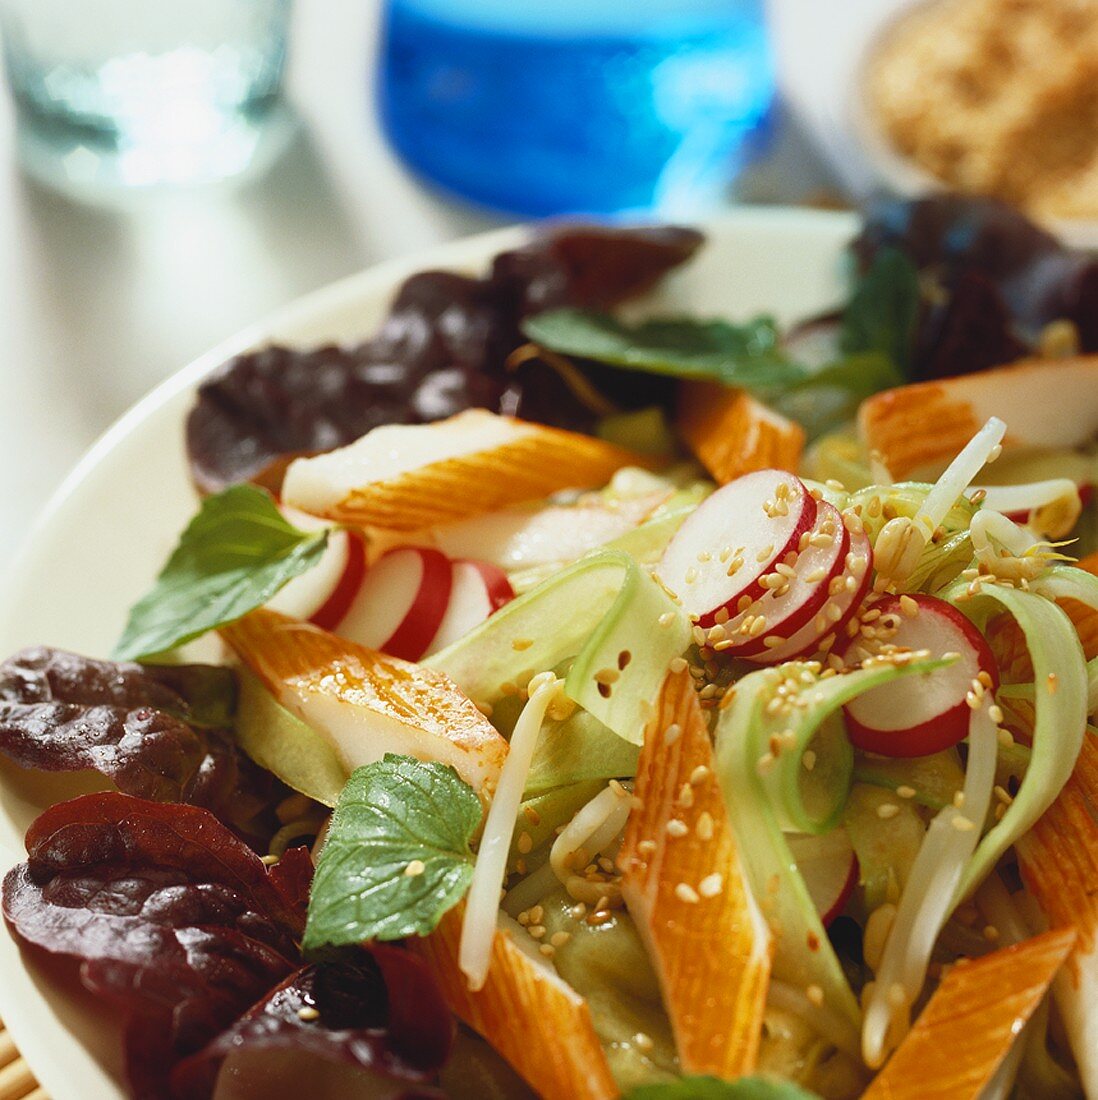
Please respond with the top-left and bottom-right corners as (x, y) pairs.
(0, 1018), (45, 1100)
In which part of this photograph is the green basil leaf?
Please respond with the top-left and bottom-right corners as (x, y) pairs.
(840, 246), (920, 372)
(522, 309), (807, 390)
(771, 350), (904, 440)
(303, 754), (482, 952)
(113, 484), (329, 660)
(626, 1076), (821, 1099)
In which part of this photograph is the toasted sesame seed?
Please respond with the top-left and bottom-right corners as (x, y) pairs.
(517, 832), (533, 854)
(806, 984), (825, 1007)
(896, 785), (916, 799)
(887, 983), (908, 1009)
(528, 924), (546, 939)
(260, 854), (280, 866)
(666, 819), (689, 838)
(998, 727), (1014, 747)
(678, 783), (695, 808)
(669, 657), (688, 674)
(696, 811), (715, 841)
(690, 764), (711, 786)
(539, 944), (556, 957)
(633, 1031), (654, 1052)
(1047, 673), (1059, 695)
(675, 883), (700, 904)
(404, 859), (426, 877)
(699, 873), (723, 898)
(756, 544), (775, 563)
(684, 567), (699, 585)
(297, 1006), (321, 1021)
(952, 791), (966, 809)
(877, 804), (900, 820)
(663, 722), (682, 746)
(951, 815), (976, 832)
(523, 805), (541, 825)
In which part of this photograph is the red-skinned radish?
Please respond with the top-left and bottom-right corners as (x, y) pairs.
(336, 546), (453, 662)
(722, 502), (849, 657)
(788, 829), (858, 927)
(658, 469), (817, 627)
(839, 594), (999, 758)
(749, 527), (873, 665)
(267, 507), (366, 624)
(427, 560), (515, 655)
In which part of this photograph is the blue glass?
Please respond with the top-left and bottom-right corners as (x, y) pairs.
(377, 0), (775, 217)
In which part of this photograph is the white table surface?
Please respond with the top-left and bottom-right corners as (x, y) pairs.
(0, 0), (849, 576)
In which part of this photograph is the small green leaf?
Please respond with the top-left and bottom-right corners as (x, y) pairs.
(522, 309), (807, 390)
(113, 485), (330, 661)
(626, 1076), (821, 1099)
(840, 246), (920, 372)
(771, 350), (903, 440)
(303, 754), (482, 952)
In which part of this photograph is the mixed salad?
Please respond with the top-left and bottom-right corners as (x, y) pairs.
(2, 196), (1097, 1100)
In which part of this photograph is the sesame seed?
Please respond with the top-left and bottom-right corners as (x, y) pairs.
(699, 873), (723, 898)
(877, 804), (900, 820)
(696, 812), (715, 841)
(517, 832), (533, 854)
(983, 925), (1000, 943)
(887, 983), (908, 1009)
(675, 883), (700, 904)
(685, 567), (698, 584)
(1047, 673), (1059, 695)
(690, 765), (710, 786)
(806, 984), (825, 1007)
(633, 1032), (654, 1052)
(896, 785), (916, 799)
(756, 544), (775, 563)
(529, 905), (544, 923)
(678, 784), (695, 808)
(952, 791), (966, 809)
(638, 839), (658, 855)
(664, 723), (682, 746)
(696, 550), (711, 563)
(528, 924), (546, 939)
(998, 728), (1014, 747)
(297, 1006), (321, 1021)
(511, 637), (534, 651)
(801, 750), (817, 772)
(669, 657), (688, 674)
(666, 819), (689, 838)
(658, 612), (676, 627)
(404, 859), (426, 877)
(523, 805), (541, 825)
(539, 944), (556, 957)
(756, 751), (776, 775)
(951, 815), (976, 832)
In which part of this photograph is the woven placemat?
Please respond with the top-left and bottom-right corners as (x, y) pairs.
(0, 1017), (45, 1100)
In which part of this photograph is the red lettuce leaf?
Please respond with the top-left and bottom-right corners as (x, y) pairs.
(0, 647), (279, 838)
(171, 948), (452, 1099)
(853, 194), (1098, 381)
(185, 224), (702, 493)
(2, 793), (307, 1098)
(3, 793), (453, 1100)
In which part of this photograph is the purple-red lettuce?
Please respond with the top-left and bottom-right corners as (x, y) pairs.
(0, 647), (278, 839)
(185, 224), (701, 493)
(853, 194), (1098, 380)
(2, 793), (452, 1099)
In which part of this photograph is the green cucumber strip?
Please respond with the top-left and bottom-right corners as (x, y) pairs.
(428, 551), (690, 746)
(943, 576), (1088, 898)
(525, 709), (640, 795)
(714, 656), (942, 1033)
(507, 779), (606, 871)
(234, 669), (347, 807)
(852, 748), (965, 812)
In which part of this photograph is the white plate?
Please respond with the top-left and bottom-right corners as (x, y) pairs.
(0, 205), (857, 1100)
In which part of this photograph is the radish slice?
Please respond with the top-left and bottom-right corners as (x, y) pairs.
(310, 530), (367, 630)
(722, 502), (849, 657)
(267, 507), (364, 623)
(427, 560), (515, 655)
(335, 546), (453, 662)
(839, 594), (999, 758)
(788, 829), (858, 927)
(750, 528), (873, 665)
(658, 469), (817, 626)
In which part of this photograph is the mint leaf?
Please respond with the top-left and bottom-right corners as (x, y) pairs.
(303, 754), (482, 951)
(772, 350), (903, 440)
(840, 246), (920, 372)
(626, 1076), (821, 1099)
(114, 485), (329, 660)
(522, 309), (807, 390)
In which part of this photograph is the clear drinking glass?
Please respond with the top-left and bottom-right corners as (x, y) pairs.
(0, 0), (291, 191)
(377, 0), (775, 217)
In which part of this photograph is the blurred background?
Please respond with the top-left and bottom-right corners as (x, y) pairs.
(0, 0), (1092, 567)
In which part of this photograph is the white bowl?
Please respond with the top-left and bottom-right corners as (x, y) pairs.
(0, 205), (857, 1100)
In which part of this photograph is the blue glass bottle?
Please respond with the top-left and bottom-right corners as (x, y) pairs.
(377, 0), (775, 217)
